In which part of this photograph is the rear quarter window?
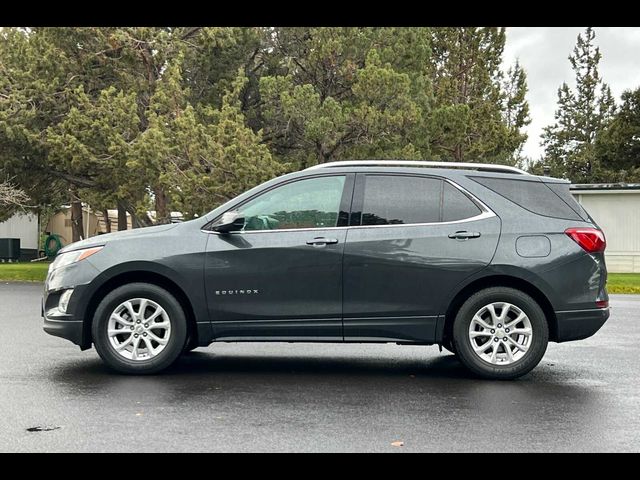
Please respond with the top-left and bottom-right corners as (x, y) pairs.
(545, 182), (592, 222)
(470, 176), (584, 221)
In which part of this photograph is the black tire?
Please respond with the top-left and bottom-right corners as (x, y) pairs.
(92, 283), (188, 374)
(182, 334), (199, 354)
(442, 338), (457, 355)
(452, 287), (549, 380)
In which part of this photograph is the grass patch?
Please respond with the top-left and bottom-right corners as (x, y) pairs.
(0, 261), (50, 282)
(607, 273), (640, 294)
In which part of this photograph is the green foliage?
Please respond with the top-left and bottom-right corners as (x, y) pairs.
(258, 28), (427, 167)
(135, 69), (285, 219)
(0, 27), (534, 223)
(594, 88), (640, 182)
(429, 28), (529, 164)
(0, 27), (272, 223)
(536, 28), (616, 182)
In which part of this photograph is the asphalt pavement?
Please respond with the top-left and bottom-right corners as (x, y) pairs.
(1, 282), (639, 452)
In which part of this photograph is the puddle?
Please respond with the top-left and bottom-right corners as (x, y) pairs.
(26, 426), (61, 432)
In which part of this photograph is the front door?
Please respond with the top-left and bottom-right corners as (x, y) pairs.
(343, 173), (501, 343)
(205, 174), (353, 341)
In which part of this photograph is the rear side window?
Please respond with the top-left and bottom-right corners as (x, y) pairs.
(361, 175), (442, 225)
(443, 182), (482, 221)
(471, 176), (583, 221)
(358, 175), (483, 226)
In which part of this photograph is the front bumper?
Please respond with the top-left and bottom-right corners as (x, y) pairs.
(554, 306), (610, 342)
(43, 315), (84, 346)
(42, 283), (91, 349)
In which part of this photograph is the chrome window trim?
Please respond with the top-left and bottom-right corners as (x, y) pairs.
(346, 210), (496, 231)
(202, 175), (497, 235)
(202, 211), (496, 236)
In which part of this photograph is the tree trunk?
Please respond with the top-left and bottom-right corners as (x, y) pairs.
(117, 201), (128, 231)
(117, 199), (153, 229)
(70, 199), (84, 242)
(127, 204), (153, 229)
(103, 210), (111, 233)
(154, 186), (169, 224)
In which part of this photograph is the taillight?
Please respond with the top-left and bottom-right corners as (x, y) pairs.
(596, 300), (609, 308)
(565, 227), (606, 253)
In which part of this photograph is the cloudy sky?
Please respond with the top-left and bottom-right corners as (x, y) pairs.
(503, 27), (640, 160)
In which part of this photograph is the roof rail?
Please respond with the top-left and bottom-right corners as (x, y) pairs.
(305, 160), (530, 175)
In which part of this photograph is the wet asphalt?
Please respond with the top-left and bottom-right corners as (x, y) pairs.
(0, 282), (639, 452)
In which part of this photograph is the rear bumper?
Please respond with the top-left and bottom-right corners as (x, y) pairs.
(554, 307), (610, 342)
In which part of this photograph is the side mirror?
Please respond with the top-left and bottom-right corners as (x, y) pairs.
(213, 211), (245, 233)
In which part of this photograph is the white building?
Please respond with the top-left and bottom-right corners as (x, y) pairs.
(0, 212), (39, 260)
(572, 184), (640, 273)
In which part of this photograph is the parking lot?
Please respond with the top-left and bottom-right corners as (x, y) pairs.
(1, 282), (639, 452)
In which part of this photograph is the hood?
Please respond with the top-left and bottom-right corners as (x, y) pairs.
(59, 223), (179, 254)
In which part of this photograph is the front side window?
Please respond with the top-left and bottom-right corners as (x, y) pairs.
(238, 175), (346, 231)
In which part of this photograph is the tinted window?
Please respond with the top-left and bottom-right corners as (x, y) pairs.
(443, 182), (482, 221)
(471, 176), (583, 221)
(239, 176), (346, 231)
(361, 175), (442, 225)
(546, 182), (591, 222)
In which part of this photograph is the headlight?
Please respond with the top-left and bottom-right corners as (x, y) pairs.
(50, 246), (104, 271)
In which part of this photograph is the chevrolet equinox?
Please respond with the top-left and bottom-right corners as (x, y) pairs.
(42, 160), (610, 379)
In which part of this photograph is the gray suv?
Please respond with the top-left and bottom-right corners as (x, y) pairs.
(42, 161), (610, 379)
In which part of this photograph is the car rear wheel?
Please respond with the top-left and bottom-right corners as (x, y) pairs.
(452, 287), (549, 380)
(92, 283), (187, 374)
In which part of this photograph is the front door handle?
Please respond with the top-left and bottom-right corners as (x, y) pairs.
(448, 231), (481, 240)
(306, 237), (339, 246)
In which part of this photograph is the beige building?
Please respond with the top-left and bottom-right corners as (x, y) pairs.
(572, 184), (640, 273)
(45, 207), (133, 246)
(45, 207), (182, 248)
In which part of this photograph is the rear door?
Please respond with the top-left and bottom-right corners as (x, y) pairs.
(343, 173), (501, 343)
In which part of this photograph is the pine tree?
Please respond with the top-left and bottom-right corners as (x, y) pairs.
(257, 27), (431, 168)
(537, 27), (616, 182)
(0, 27), (264, 227)
(502, 61), (530, 165)
(594, 87), (640, 182)
(428, 27), (529, 165)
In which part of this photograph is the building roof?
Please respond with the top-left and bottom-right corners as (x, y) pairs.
(570, 183), (640, 192)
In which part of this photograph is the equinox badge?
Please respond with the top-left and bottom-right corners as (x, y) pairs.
(215, 289), (259, 295)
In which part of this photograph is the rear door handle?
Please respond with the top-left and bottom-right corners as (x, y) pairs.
(448, 231), (481, 240)
(306, 237), (339, 246)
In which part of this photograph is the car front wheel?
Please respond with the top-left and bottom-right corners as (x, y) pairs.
(452, 287), (549, 380)
(92, 283), (188, 374)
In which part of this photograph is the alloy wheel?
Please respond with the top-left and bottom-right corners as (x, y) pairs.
(468, 302), (533, 365)
(107, 298), (171, 361)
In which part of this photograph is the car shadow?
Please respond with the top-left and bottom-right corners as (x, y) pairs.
(49, 346), (595, 398)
